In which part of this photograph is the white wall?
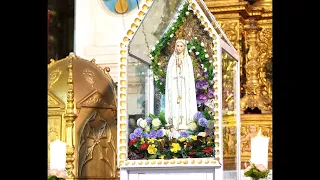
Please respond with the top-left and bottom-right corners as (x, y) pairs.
(74, 0), (142, 83)
(74, 0), (149, 116)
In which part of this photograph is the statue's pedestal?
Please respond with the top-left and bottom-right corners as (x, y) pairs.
(120, 158), (222, 180)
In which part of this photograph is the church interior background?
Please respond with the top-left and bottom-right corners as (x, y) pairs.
(48, 0), (272, 179)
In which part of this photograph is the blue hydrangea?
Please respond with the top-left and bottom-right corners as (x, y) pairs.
(198, 117), (208, 128)
(142, 132), (149, 138)
(149, 130), (157, 138)
(156, 130), (163, 137)
(180, 131), (189, 138)
(194, 111), (205, 120)
(129, 133), (136, 140)
(133, 127), (143, 137)
(146, 117), (152, 125)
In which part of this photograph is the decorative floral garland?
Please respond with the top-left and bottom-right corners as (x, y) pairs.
(150, 2), (189, 94)
(149, 1), (215, 118)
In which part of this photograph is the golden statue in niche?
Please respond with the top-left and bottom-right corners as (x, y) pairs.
(48, 54), (118, 179)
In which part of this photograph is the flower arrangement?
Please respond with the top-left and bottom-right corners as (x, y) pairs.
(244, 163), (270, 180)
(48, 169), (68, 180)
(128, 111), (215, 160)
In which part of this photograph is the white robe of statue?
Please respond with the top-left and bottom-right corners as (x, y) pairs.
(165, 39), (198, 131)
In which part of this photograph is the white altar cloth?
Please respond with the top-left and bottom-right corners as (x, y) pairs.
(120, 158), (222, 180)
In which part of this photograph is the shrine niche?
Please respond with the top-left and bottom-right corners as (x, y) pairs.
(48, 54), (118, 179)
(117, 0), (241, 179)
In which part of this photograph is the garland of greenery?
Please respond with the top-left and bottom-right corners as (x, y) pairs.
(150, 2), (214, 93)
(150, 2), (189, 94)
(149, 1), (215, 121)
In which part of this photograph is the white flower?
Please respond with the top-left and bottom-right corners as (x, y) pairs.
(186, 40), (189, 44)
(157, 62), (161, 66)
(156, 40), (159, 44)
(154, 76), (159, 80)
(186, 12), (190, 16)
(209, 60), (213, 63)
(196, 52), (199, 55)
(152, 118), (162, 128)
(204, 67), (207, 72)
(201, 42), (205, 47)
(139, 119), (148, 128)
(145, 125), (150, 132)
(194, 37), (197, 39)
(204, 49), (207, 52)
(137, 118), (143, 127)
(151, 47), (155, 51)
(205, 54), (209, 58)
(198, 132), (206, 137)
(201, 64), (204, 68)
(150, 56), (154, 60)
(172, 27), (175, 30)
(188, 122), (198, 131)
(170, 34), (174, 38)
(191, 46), (195, 49)
(189, 49), (192, 52)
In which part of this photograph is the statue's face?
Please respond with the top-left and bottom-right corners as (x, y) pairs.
(176, 42), (185, 54)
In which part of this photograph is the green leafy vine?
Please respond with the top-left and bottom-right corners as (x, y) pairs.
(150, 2), (189, 94)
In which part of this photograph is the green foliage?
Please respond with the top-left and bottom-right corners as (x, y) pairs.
(244, 164), (270, 180)
(150, 2), (189, 94)
(158, 111), (167, 126)
(48, 175), (65, 180)
(128, 134), (215, 160)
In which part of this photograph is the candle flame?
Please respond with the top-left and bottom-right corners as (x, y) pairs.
(257, 128), (262, 136)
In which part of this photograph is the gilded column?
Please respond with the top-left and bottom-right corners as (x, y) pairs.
(240, 17), (271, 113)
(64, 54), (77, 178)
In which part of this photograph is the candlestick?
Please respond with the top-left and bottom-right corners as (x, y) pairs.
(50, 139), (66, 170)
(250, 128), (269, 169)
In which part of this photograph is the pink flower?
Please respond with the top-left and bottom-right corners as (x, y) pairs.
(56, 170), (68, 179)
(255, 164), (268, 172)
(48, 169), (58, 176)
(48, 169), (68, 179)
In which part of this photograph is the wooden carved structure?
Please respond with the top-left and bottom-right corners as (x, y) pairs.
(205, 0), (273, 169)
(48, 53), (119, 179)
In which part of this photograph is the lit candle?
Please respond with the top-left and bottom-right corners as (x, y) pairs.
(50, 139), (66, 170)
(250, 128), (269, 169)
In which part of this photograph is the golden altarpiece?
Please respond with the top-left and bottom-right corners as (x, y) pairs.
(48, 54), (119, 179)
(117, 0), (241, 179)
(205, 0), (273, 169)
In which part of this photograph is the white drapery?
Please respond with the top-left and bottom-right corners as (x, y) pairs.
(165, 39), (198, 130)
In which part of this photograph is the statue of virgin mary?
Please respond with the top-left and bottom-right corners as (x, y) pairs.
(165, 39), (198, 131)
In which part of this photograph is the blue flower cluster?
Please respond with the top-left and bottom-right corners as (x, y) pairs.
(129, 128), (164, 140)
